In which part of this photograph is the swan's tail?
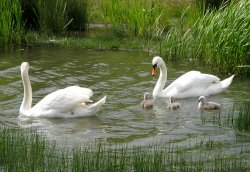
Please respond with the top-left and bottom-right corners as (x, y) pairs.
(221, 75), (235, 88)
(87, 95), (106, 114)
(207, 75), (235, 95)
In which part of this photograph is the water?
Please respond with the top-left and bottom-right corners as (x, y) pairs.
(0, 47), (250, 148)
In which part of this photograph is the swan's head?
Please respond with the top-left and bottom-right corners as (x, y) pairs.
(21, 62), (29, 73)
(152, 56), (165, 76)
(198, 96), (205, 103)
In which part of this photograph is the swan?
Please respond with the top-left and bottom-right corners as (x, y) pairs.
(167, 97), (180, 110)
(140, 92), (153, 109)
(19, 62), (106, 118)
(198, 96), (221, 110)
(151, 56), (235, 98)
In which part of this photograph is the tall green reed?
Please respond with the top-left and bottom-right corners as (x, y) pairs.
(101, 0), (168, 38)
(233, 102), (250, 133)
(66, 0), (88, 32)
(1, 127), (250, 171)
(36, 0), (69, 35)
(161, 0), (250, 75)
(193, 0), (250, 74)
(0, 0), (23, 50)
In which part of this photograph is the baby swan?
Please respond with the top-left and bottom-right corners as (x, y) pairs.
(167, 97), (180, 110)
(140, 92), (153, 109)
(198, 96), (221, 110)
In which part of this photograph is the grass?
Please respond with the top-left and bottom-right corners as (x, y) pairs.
(1, 126), (250, 171)
(233, 102), (250, 134)
(0, 0), (23, 50)
(208, 101), (250, 135)
(35, 0), (89, 35)
(66, 0), (88, 32)
(26, 0), (249, 77)
(160, 0), (250, 75)
(36, 0), (68, 35)
(100, 0), (168, 38)
(1, 0), (249, 77)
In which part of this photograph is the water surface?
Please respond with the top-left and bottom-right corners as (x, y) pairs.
(0, 47), (250, 148)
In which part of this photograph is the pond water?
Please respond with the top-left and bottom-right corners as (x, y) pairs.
(0, 47), (250, 148)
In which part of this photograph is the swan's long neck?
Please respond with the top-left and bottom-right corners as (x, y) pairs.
(20, 70), (32, 113)
(153, 63), (167, 97)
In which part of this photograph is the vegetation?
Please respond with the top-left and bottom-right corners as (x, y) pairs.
(233, 102), (250, 134)
(0, 0), (23, 50)
(36, 0), (68, 35)
(160, 0), (250, 75)
(0, 0), (249, 76)
(1, 127), (250, 171)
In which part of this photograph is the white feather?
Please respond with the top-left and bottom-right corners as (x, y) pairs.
(19, 62), (106, 118)
(152, 56), (234, 98)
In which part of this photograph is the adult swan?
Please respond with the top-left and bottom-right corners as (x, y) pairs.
(151, 56), (234, 98)
(19, 62), (106, 118)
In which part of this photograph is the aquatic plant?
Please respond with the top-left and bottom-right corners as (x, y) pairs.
(101, 0), (169, 38)
(1, 127), (250, 171)
(161, 0), (250, 75)
(0, 0), (23, 50)
(234, 102), (250, 133)
(36, 0), (69, 35)
(66, 0), (88, 32)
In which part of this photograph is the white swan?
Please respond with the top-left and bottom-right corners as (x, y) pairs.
(152, 56), (234, 98)
(19, 62), (106, 118)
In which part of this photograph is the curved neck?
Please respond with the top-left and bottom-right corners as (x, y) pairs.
(20, 70), (32, 113)
(153, 63), (167, 97)
(198, 102), (203, 109)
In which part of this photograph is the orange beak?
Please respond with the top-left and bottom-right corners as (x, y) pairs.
(152, 67), (156, 76)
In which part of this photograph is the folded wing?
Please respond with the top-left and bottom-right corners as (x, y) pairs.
(32, 86), (93, 113)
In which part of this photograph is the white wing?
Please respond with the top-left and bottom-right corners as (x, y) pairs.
(32, 86), (93, 113)
(164, 71), (220, 94)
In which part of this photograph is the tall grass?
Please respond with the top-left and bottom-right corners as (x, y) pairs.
(101, 0), (196, 38)
(36, 0), (68, 35)
(233, 102), (250, 133)
(34, 0), (89, 35)
(192, 0), (250, 74)
(66, 0), (88, 32)
(161, 0), (250, 75)
(0, 0), (23, 50)
(1, 127), (250, 171)
(101, 0), (167, 38)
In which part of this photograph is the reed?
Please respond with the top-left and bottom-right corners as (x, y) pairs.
(0, 0), (23, 50)
(1, 127), (250, 171)
(233, 102), (250, 133)
(66, 0), (88, 32)
(36, 0), (68, 35)
(160, 0), (250, 75)
(101, 0), (169, 38)
(192, 0), (250, 75)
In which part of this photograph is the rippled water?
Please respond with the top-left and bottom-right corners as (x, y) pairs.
(0, 47), (250, 147)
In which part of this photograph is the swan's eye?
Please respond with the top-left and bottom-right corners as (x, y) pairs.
(152, 64), (157, 68)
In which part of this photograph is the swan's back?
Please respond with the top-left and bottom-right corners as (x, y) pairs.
(30, 86), (94, 117)
(163, 71), (232, 98)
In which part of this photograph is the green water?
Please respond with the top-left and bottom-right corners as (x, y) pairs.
(0, 47), (250, 149)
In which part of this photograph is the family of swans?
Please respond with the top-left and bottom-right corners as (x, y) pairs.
(19, 56), (234, 118)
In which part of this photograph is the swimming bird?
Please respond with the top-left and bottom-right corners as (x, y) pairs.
(140, 92), (153, 109)
(167, 97), (180, 110)
(151, 56), (234, 98)
(198, 96), (221, 110)
(19, 62), (106, 118)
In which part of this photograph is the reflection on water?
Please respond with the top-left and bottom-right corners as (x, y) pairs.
(0, 47), (250, 147)
(18, 116), (105, 145)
